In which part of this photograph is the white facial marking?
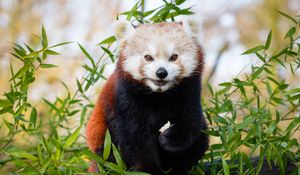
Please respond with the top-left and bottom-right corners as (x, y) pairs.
(147, 44), (157, 56)
(180, 52), (198, 77)
(119, 22), (200, 92)
(167, 43), (175, 56)
(145, 79), (172, 92)
(123, 55), (142, 80)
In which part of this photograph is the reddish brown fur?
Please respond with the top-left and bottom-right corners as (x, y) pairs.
(86, 72), (117, 153)
(196, 46), (204, 75)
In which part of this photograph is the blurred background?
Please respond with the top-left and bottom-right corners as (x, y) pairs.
(0, 0), (299, 101)
(0, 0), (299, 174)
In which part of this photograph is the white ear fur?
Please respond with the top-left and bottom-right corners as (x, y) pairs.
(114, 21), (135, 40)
(182, 19), (199, 37)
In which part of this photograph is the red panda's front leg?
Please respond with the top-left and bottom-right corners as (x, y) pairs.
(86, 99), (107, 153)
(86, 73), (117, 172)
(86, 98), (107, 172)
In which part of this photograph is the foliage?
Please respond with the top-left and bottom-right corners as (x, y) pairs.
(0, 0), (299, 175)
(194, 11), (300, 174)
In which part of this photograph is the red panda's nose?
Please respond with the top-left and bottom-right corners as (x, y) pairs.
(156, 67), (168, 79)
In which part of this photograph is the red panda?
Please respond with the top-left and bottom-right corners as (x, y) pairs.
(86, 21), (208, 175)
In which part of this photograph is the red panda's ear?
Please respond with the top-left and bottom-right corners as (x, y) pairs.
(182, 19), (199, 37)
(114, 21), (135, 41)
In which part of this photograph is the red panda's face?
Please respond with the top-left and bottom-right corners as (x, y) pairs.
(115, 21), (201, 92)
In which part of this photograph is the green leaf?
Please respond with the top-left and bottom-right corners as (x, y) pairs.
(276, 10), (297, 24)
(255, 146), (266, 175)
(23, 51), (39, 59)
(175, 0), (186, 5)
(80, 105), (87, 126)
(283, 88), (300, 95)
(10, 151), (38, 161)
(204, 130), (220, 136)
(286, 117), (300, 131)
(251, 67), (263, 81)
(13, 46), (26, 57)
(150, 5), (172, 22)
(41, 135), (52, 155)
(103, 130), (112, 160)
(177, 8), (194, 15)
(267, 122), (277, 134)
(44, 49), (59, 55)
(284, 27), (296, 39)
(97, 36), (116, 45)
(219, 82), (232, 87)
(289, 94), (300, 101)
(101, 46), (115, 63)
(78, 43), (96, 68)
(76, 78), (84, 93)
(41, 25), (48, 48)
(112, 144), (126, 169)
(68, 110), (80, 116)
(49, 41), (73, 48)
(9, 64), (30, 81)
(43, 98), (59, 113)
(242, 45), (265, 55)
(214, 116), (228, 125)
(255, 53), (266, 62)
(40, 158), (51, 174)
(0, 99), (12, 108)
(265, 30), (272, 50)
(104, 162), (124, 173)
(13, 43), (26, 54)
(221, 156), (230, 175)
(40, 64), (58, 68)
(29, 107), (37, 128)
(24, 43), (34, 53)
(63, 126), (81, 149)
(236, 117), (255, 130)
(122, 1), (139, 21)
(142, 9), (156, 17)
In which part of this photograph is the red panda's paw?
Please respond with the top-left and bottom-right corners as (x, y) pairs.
(158, 124), (193, 153)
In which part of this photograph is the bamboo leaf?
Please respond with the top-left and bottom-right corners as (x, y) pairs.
(44, 49), (59, 55)
(175, 0), (186, 5)
(284, 27), (296, 39)
(40, 64), (58, 68)
(221, 156), (230, 175)
(49, 41), (73, 48)
(41, 25), (48, 48)
(10, 151), (38, 161)
(29, 107), (37, 128)
(276, 10), (297, 24)
(78, 43), (96, 68)
(265, 30), (272, 50)
(97, 36), (116, 45)
(101, 46), (115, 63)
(242, 45), (265, 55)
(103, 130), (112, 160)
(112, 144), (126, 169)
(9, 64), (30, 81)
(63, 126), (81, 149)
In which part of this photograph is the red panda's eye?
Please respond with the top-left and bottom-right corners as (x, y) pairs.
(144, 55), (154, 62)
(169, 54), (178, 61)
